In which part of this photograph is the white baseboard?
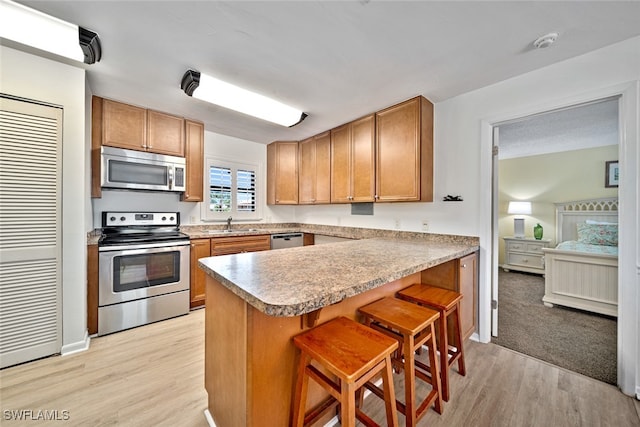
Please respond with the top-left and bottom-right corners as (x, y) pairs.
(61, 330), (90, 356)
(204, 409), (216, 427)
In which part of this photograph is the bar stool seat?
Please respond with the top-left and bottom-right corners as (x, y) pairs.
(292, 316), (399, 427)
(397, 284), (466, 402)
(358, 297), (443, 427)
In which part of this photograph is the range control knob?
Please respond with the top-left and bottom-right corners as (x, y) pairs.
(170, 216), (175, 221)
(162, 216), (167, 221)
(120, 216), (126, 222)
(110, 216), (116, 222)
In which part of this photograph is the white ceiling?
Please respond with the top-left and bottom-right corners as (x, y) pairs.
(497, 97), (619, 159)
(17, 1), (640, 144)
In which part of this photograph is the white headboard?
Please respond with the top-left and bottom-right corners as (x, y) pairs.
(555, 197), (618, 243)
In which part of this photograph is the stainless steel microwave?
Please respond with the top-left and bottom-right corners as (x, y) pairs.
(101, 146), (186, 192)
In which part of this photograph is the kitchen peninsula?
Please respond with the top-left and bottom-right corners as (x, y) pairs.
(198, 232), (479, 426)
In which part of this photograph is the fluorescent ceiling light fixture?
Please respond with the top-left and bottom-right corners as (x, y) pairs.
(0, 0), (101, 64)
(181, 70), (307, 127)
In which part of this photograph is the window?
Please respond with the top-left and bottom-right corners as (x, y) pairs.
(202, 157), (262, 221)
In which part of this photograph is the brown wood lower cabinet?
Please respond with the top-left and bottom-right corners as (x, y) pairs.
(420, 251), (478, 339)
(87, 245), (99, 335)
(210, 234), (271, 256)
(190, 239), (211, 309)
(190, 235), (271, 309)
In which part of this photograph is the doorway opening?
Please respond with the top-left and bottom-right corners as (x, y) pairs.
(491, 97), (620, 384)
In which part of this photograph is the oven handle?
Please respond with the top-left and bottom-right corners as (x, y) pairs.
(98, 240), (190, 252)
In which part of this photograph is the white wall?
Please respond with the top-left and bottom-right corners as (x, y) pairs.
(1, 46), (90, 353)
(437, 37), (639, 397)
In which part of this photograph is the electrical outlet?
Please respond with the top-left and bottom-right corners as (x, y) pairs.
(394, 219), (401, 229)
(422, 220), (429, 231)
(189, 216), (196, 224)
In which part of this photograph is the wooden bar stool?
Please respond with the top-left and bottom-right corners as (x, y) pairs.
(292, 316), (399, 427)
(397, 284), (466, 402)
(358, 297), (443, 427)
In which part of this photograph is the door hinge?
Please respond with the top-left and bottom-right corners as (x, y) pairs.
(492, 146), (499, 156)
(491, 299), (498, 309)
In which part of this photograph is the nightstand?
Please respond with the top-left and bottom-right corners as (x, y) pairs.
(502, 237), (552, 275)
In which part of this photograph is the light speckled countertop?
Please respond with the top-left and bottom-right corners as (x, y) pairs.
(198, 236), (478, 317)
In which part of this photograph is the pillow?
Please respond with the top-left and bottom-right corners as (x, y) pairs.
(585, 219), (617, 225)
(576, 223), (618, 246)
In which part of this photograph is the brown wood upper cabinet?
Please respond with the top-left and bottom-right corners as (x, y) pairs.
(299, 131), (331, 204)
(92, 96), (203, 199)
(181, 119), (204, 202)
(101, 97), (185, 157)
(375, 96), (433, 202)
(330, 114), (376, 203)
(267, 141), (299, 205)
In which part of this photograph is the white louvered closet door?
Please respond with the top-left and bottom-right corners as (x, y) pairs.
(0, 95), (62, 369)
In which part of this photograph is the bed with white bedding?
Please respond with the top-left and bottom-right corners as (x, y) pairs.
(541, 198), (618, 317)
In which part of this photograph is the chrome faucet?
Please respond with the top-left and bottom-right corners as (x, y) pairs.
(225, 216), (233, 231)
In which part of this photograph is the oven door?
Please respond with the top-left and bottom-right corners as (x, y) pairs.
(99, 241), (190, 307)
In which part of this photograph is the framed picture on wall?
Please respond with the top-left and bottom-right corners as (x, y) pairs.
(605, 160), (619, 188)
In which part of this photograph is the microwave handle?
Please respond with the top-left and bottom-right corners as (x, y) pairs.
(168, 167), (174, 190)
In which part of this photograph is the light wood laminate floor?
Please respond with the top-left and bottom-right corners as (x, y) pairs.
(1, 309), (638, 426)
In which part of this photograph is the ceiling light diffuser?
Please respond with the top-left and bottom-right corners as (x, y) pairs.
(0, 0), (101, 64)
(181, 70), (307, 127)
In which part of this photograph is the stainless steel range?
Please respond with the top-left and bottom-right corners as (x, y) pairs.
(98, 211), (190, 336)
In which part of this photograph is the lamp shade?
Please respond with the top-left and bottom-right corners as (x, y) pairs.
(507, 201), (532, 215)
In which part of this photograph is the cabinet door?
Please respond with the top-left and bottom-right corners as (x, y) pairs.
(210, 235), (271, 256)
(459, 252), (478, 340)
(181, 120), (204, 202)
(375, 96), (433, 202)
(314, 132), (331, 204)
(190, 239), (211, 309)
(102, 99), (147, 151)
(330, 124), (351, 203)
(350, 115), (375, 202)
(267, 141), (298, 205)
(376, 97), (420, 201)
(147, 110), (185, 156)
(298, 136), (315, 204)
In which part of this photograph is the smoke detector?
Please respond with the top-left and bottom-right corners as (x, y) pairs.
(533, 32), (559, 49)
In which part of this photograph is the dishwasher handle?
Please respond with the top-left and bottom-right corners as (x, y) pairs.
(270, 233), (303, 241)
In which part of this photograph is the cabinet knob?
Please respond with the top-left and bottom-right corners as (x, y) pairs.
(462, 264), (467, 268)
(374, 195), (379, 200)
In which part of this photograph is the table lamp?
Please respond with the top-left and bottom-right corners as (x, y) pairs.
(508, 201), (531, 238)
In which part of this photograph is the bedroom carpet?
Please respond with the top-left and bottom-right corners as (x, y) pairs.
(492, 270), (617, 385)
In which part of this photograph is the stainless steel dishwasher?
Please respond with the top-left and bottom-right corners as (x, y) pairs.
(270, 233), (304, 250)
